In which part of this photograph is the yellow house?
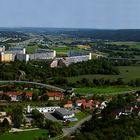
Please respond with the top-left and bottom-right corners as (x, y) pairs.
(0, 52), (13, 62)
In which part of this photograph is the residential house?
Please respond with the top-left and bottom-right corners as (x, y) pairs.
(47, 92), (64, 101)
(50, 58), (68, 68)
(1, 92), (32, 101)
(81, 102), (93, 110)
(0, 112), (6, 117)
(76, 99), (86, 107)
(99, 101), (108, 109)
(64, 101), (73, 109)
(0, 112), (12, 125)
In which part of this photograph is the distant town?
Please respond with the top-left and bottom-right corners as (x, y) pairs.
(0, 28), (140, 140)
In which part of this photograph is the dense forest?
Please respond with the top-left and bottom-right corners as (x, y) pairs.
(59, 29), (140, 41)
(0, 59), (119, 82)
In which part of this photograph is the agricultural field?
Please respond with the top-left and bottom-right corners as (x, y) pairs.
(0, 129), (48, 140)
(67, 66), (140, 83)
(74, 86), (140, 94)
(49, 46), (88, 54)
(49, 46), (71, 54)
(105, 41), (140, 48)
(77, 45), (91, 49)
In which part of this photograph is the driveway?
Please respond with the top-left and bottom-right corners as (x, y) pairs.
(63, 115), (92, 136)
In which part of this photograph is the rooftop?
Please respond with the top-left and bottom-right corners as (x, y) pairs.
(1, 92), (32, 97)
(76, 99), (86, 104)
(47, 92), (64, 97)
(55, 108), (74, 116)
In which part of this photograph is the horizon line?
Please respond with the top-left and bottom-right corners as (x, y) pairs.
(0, 26), (140, 30)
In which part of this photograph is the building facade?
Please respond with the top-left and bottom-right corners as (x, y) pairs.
(16, 54), (29, 62)
(29, 49), (56, 60)
(47, 92), (64, 101)
(0, 52), (13, 62)
(26, 105), (60, 113)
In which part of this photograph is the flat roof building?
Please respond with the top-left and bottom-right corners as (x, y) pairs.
(55, 108), (75, 120)
(29, 49), (56, 60)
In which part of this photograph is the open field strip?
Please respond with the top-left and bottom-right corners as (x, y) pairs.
(74, 86), (140, 94)
(105, 41), (140, 48)
(0, 129), (47, 140)
(67, 66), (140, 83)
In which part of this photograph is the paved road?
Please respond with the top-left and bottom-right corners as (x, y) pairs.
(50, 115), (92, 140)
(63, 115), (92, 137)
(0, 80), (65, 92)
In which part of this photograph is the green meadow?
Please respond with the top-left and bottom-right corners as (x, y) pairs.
(49, 46), (85, 54)
(0, 129), (47, 140)
(67, 66), (140, 83)
(26, 45), (39, 53)
(66, 66), (140, 94)
(74, 86), (140, 94)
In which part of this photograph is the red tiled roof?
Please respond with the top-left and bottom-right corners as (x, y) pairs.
(76, 99), (86, 104)
(136, 98), (140, 102)
(3, 92), (22, 96)
(67, 100), (72, 104)
(24, 92), (32, 97)
(1, 92), (32, 97)
(47, 92), (64, 97)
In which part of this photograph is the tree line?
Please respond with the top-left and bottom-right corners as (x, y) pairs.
(0, 59), (120, 82)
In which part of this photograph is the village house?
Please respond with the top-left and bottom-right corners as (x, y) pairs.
(81, 102), (93, 110)
(64, 101), (73, 109)
(76, 99), (86, 107)
(47, 92), (64, 101)
(1, 92), (32, 101)
(99, 101), (108, 109)
(0, 112), (12, 125)
(0, 112), (6, 117)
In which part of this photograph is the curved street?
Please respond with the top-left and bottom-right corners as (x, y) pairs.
(0, 80), (65, 92)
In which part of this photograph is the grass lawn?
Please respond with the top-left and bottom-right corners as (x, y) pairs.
(67, 111), (89, 127)
(49, 46), (83, 54)
(105, 41), (140, 48)
(74, 86), (140, 94)
(75, 111), (89, 120)
(26, 45), (39, 53)
(67, 66), (140, 83)
(0, 129), (48, 140)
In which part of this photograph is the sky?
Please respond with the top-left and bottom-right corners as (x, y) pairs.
(0, 0), (140, 29)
